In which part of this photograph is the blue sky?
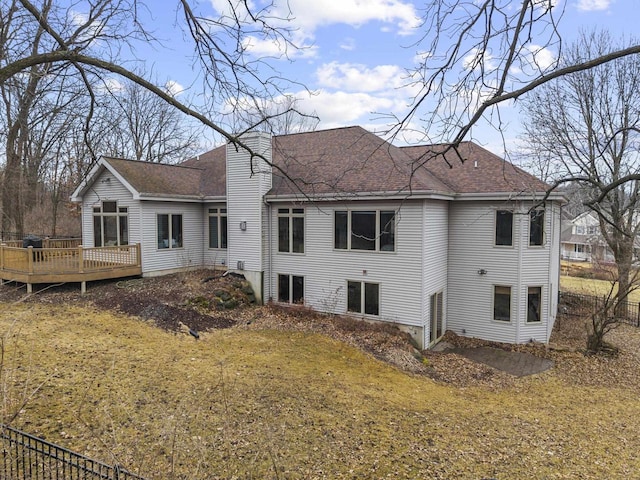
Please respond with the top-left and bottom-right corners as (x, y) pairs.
(111, 0), (638, 155)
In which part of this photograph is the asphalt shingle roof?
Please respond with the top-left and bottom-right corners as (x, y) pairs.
(102, 126), (550, 199)
(105, 157), (203, 198)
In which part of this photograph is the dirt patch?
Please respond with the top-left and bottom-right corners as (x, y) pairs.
(0, 270), (249, 333)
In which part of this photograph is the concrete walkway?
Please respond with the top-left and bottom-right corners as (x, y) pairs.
(445, 345), (554, 377)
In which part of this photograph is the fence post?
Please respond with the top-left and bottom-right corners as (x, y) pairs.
(0, 243), (4, 271)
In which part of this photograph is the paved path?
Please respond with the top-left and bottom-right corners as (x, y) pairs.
(448, 346), (554, 377)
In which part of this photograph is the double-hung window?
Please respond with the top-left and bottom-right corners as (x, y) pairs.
(157, 213), (183, 249)
(335, 210), (395, 252)
(93, 201), (128, 247)
(278, 208), (304, 253)
(278, 274), (304, 304)
(495, 210), (513, 246)
(208, 208), (228, 249)
(493, 285), (511, 322)
(529, 209), (544, 246)
(347, 281), (379, 316)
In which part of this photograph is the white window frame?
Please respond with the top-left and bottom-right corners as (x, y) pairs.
(92, 201), (129, 247)
(334, 209), (396, 252)
(277, 274), (304, 304)
(208, 207), (228, 249)
(493, 285), (512, 322)
(347, 280), (380, 316)
(529, 208), (545, 247)
(526, 286), (543, 324)
(277, 207), (305, 254)
(495, 210), (514, 247)
(157, 213), (183, 250)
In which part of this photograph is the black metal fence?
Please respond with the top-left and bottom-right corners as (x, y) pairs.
(1, 424), (146, 480)
(559, 291), (640, 327)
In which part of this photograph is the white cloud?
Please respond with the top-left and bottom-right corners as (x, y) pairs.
(287, 0), (420, 35)
(95, 77), (124, 94)
(210, 0), (420, 58)
(462, 48), (497, 72)
(315, 62), (405, 92)
(340, 38), (356, 51)
(68, 10), (105, 44)
(576, 0), (611, 11)
(525, 44), (556, 70)
(165, 80), (185, 97)
(241, 35), (318, 59)
(300, 90), (397, 126)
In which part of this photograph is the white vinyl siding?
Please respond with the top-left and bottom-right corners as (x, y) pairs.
(203, 203), (227, 268)
(80, 169), (141, 249)
(422, 200), (449, 347)
(268, 200), (424, 329)
(138, 201), (203, 274)
(226, 133), (271, 273)
(448, 201), (560, 344)
(519, 203), (558, 342)
(448, 202), (519, 343)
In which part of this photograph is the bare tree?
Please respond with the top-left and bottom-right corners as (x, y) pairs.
(92, 78), (202, 163)
(393, 1), (640, 152)
(226, 94), (320, 135)
(0, 0), (302, 234)
(520, 30), (640, 352)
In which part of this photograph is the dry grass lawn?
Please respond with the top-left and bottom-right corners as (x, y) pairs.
(2, 301), (640, 479)
(560, 274), (640, 303)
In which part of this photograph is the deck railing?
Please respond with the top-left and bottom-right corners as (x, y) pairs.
(0, 244), (141, 275)
(2, 238), (82, 249)
(0, 243), (142, 292)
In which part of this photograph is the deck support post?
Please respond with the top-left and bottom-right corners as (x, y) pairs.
(81, 281), (86, 295)
(27, 283), (32, 294)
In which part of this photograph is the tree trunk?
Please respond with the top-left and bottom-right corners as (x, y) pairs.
(615, 245), (633, 319)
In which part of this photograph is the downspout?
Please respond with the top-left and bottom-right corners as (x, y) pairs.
(264, 196), (272, 303)
(516, 204), (523, 344)
(547, 203), (557, 343)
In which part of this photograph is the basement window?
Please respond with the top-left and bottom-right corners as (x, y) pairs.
(347, 281), (379, 316)
(278, 274), (304, 304)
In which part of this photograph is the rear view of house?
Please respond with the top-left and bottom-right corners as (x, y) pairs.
(71, 126), (564, 348)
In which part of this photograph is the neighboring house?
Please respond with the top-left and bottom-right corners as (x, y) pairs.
(71, 126), (565, 348)
(560, 211), (614, 263)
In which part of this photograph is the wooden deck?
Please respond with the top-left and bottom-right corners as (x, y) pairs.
(0, 243), (142, 293)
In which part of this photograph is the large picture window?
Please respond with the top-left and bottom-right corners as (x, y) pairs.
(493, 285), (511, 322)
(347, 281), (379, 316)
(529, 209), (544, 246)
(335, 210), (395, 252)
(208, 208), (228, 249)
(278, 208), (304, 253)
(157, 213), (183, 249)
(93, 201), (128, 247)
(495, 210), (513, 246)
(278, 274), (304, 304)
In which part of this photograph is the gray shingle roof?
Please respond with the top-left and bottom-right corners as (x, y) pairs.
(102, 126), (550, 199)
(104, 157), (203, 198)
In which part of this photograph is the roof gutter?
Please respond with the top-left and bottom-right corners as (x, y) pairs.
(454, 192), (567, 203)
(264, 190), (456, 203)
